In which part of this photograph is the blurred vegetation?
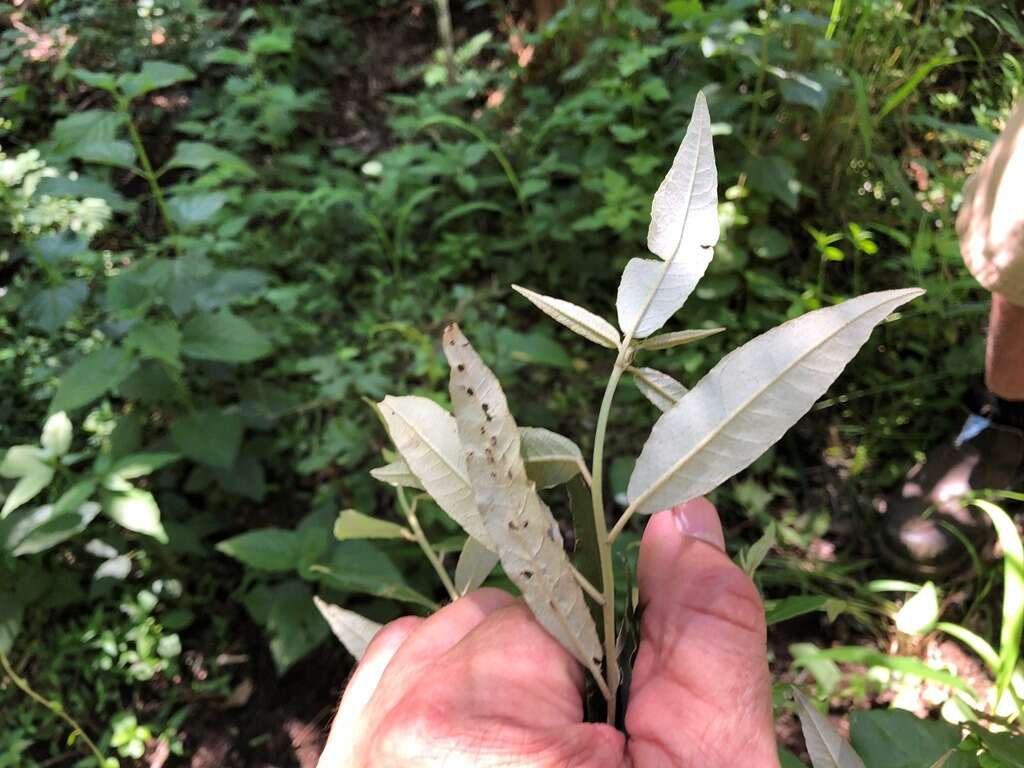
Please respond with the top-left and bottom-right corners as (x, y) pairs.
(0, 0), (1022, 764)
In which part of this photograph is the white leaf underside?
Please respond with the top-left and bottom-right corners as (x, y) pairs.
(616, 247), (715, 338)
(454, 535), (500, 595)
(377, 395), (491, 546)
(631, 366), (688, 412)
(627, 289), (923, 516)
(512, 285), (620, 349)
(617, 91), (720, 339)
(793, 689), (866, 768)
(443, 324), (603, 671)
(313, 596), (382, 662)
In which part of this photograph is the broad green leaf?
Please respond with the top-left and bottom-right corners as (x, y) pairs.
(72, 68), (117, 91)
(164, 142), (252, 174)
(334, 509), (409, 541)
(118, 60), (195, 99)
(217, 528), (301, 571)
(849, 710), (975, 768)
(627, 289), (923, 516)
(170, 408), (244, 469)
(167, 192), (227, 227)
(617, 92), (719, 339)
(124, 321), (182, 369)
(454, 536), (499, 595)
(972, 500), (1024, 697)
(74, 140), (137, 169)
(894, 582), (940, 635)
(181, 311), (272, 363)
(246, 581), (327, 674)
(0, 501), (100, 557)
(312, 541), (437, 610)
(313, 596), (382, 661)
(107, 453), (181, 481)
(793, 688), (866, 768)
(638, 327), (725, 351)
(444, 324), (603, 676)
(2, 462), (54, 518)
(102, 489), (168, 542)
(631, 366), (687, 412)
(49, 110), (124, 156)
(368, 459), (424, 490)
(511, 285), (620, 349)
(50, 347), (136, 413)
(377, 395), (490, 546)
(520, 427), (585, 489)
(21, 281), (89, 334)
(40, 412), (72, 457)
(746, 155), (800, 210)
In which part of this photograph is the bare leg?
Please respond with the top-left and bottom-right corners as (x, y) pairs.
(985, 293), (1024, 400)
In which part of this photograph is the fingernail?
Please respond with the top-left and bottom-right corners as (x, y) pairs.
(672, 498), (725, 550)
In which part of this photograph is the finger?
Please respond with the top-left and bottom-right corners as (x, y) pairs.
(626, 499), (778, 768)
(397, 602), (627, 767)
(318, 615), (421, 768)
(367, 587), (517, 713)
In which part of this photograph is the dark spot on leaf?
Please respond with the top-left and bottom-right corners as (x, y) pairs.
(467, 387), (475, 396)
(593, 656), (601, 665)
(482, 402), (490, 411)
(521, 570), (534, 580)
(490, 436), (497, 446)
(457, 363), (465, 371)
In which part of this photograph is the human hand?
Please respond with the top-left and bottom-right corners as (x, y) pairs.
(318, 498), (779, 767)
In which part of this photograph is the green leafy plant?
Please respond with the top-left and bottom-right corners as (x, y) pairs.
(319, 92), (922, 723)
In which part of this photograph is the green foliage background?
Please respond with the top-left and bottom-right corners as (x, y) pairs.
(1, 0), (1022, 764)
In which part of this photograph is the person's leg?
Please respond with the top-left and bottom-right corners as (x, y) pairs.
(986, 293), (1024, 400)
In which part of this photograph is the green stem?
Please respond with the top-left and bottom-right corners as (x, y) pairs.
(591, 354), (628, 724)
(398, 489), (459, 601)
(122, 104), (178, 251)
(0, 649), (108, 767)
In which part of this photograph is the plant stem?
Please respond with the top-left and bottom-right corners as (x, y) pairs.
(591, 355), (628, 724)
(0, 649), (108, 766)
(398, 489), (459, 601)
(122, 104), (179, 251)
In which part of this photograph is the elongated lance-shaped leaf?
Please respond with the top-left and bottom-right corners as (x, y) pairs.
(521, 427), (585, 489)
(639, 327), (725, 351)
(454, 535), (500, 595)
(630, 366), (687, 412)
(647, 91), (720, 260)
(627, 289), (923, 516)
(443, 324), (603, 674)
(617, 92), (719, 339)
(793, 688), (866, 768)
(369, 459), (424, 490)
(377, 395), (491, 547)
(313, 596), (382, 661)
(512, 285), (620, 350)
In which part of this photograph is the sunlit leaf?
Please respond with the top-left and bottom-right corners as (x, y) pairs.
(511, 285), (620, 349)
(443, 324), (603, 678)
(368, 459), (424, 490)
(102, 489), (168, 543)
(627, 289), (923, 516)
(313, 596), (382, 661)
(893, 582), (940, 636)
(40, 412), (72, 457)
(333, 509), (409, 541)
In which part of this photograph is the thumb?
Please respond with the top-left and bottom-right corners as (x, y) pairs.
(625, 499), (779, 768)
